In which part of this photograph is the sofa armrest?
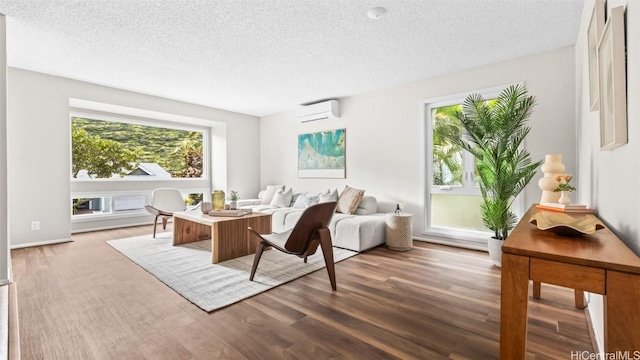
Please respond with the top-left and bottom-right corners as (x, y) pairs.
(355, 196), (378, 215)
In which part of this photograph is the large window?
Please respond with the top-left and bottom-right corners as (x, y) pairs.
(71, 116), (205, 180)
(70, 112), (210, 227)
(428, 102), (486, 235)
(424, 87), (513, 242)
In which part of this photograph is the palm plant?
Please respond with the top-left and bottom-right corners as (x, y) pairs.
(450, 84), (542, 240)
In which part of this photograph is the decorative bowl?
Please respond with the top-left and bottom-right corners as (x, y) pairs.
(529, 211), (605, 236)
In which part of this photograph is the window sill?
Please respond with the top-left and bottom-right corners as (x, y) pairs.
(71, 177), (206, 183)
(71, 210), (149, 223)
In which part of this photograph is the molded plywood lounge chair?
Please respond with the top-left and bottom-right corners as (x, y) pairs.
(248, 201), (338, 290)
(145, 188), (185, 238)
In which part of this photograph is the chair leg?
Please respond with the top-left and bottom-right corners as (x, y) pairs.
(250, 242), (267, 281)
(304, 256), (308, 263)
(162, 216), (168, 230)
(318, 228), (336, 290)
(153, 214), (159, 238)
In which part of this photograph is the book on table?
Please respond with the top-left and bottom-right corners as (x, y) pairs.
(536, 203), (595, 213)
(208, 209), (247, 217)
(540, 202), (587, 209)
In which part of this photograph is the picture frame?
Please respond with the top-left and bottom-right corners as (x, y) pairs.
(587, 0), (605, 111)
(597, 6), (627, 151)
(298, 128), (346, 178)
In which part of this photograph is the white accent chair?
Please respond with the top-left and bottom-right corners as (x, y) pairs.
(145, 188), (186, 238)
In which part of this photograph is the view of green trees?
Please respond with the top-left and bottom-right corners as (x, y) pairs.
(432, 104), (463, 186)
(432, 100), (496, 186)
(71, 117), (203, 178)
(72, 125), (140, 178)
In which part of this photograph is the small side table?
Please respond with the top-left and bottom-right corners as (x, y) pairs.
(385, 213), (413, 251)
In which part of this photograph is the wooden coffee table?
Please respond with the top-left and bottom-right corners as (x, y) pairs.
(172, 211), (272, 264)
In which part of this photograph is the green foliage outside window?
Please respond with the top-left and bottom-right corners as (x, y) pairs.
(185, 193), (203, 205)
(71, 124), (140, 178)
(432, 104), (463, 186)
(71, 117), (204, 179)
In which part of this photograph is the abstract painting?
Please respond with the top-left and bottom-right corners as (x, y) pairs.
(298, 128), (346, 178)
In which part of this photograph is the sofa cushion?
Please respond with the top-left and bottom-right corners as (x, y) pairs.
(245, 205), (279, 213)
(282, 210), (305, 233)
(236, 198), (262, 208)
(261, 185), (285, 205)
(333, 214), (386, 252)
(270, 188), (293, 208)
(336, 185), (365, 214)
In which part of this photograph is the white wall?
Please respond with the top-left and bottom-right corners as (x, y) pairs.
(7, 68), (262, 247)
(575, 0), (640, 352)
(0, 15), (9, 284)
(260, 47), (577, 237)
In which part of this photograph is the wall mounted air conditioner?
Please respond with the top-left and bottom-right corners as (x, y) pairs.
(296, 100), (340, 122)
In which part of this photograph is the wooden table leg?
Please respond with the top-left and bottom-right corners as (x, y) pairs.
(605, 270), (640, 352)
(574, 290), (585, 309)
(534, 281), (585, 309)
(501, 253), (530, 360)
(211, 215), (271, 264)
(173, 216), (211, 245)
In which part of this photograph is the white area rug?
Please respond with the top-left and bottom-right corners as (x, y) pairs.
(107, 232), (357, 312)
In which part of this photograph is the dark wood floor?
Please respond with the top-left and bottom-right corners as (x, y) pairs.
(11, 224), (593, 359)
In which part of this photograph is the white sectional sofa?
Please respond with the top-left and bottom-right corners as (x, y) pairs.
(238, 190), (387, 252)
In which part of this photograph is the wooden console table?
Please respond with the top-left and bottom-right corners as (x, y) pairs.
(501, 205), (640, 358)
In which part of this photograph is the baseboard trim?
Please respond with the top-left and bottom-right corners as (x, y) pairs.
(0, 285), (7, 359)
(10, 238), (72, 249)
(414, 235), (488, 252)
(584, 301), (603, 354)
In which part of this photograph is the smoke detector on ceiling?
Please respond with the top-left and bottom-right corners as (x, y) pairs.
(367, 7), (387, 19)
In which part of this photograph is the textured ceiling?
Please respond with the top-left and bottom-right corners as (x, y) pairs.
(0, 0), (584, 117)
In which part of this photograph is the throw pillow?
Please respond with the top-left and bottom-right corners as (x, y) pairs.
(303, 195), (320, 208)
(293, 195), (320, 208)
(319, 188), (338, 203)
(290, 191), (302, 207)
(292, 194), (307, 208)
(336, 185), (365, 214)
(260, 185), (284, 205)
(311, 189), (329, 197)
(270, 188), (293, 208)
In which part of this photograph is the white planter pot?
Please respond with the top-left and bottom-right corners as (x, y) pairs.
(488, 237), (503, 267)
